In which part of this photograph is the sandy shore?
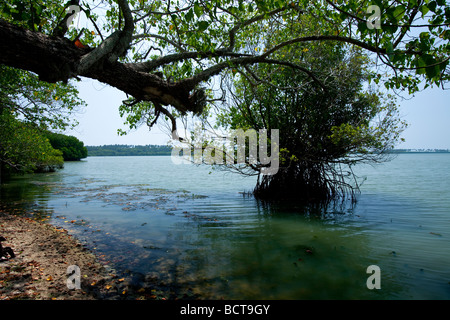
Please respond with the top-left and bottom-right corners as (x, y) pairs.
(0, 211), (125, 300)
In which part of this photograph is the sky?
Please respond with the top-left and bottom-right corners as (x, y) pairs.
(65, 77), (450, 149)
(66, 77), (171, 146)
(397, 86), (450, 149)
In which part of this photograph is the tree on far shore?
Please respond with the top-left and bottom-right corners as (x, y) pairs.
(0, 64), (84, 182)
(0, 110), (64, 179)
(46, 132), (88, 161)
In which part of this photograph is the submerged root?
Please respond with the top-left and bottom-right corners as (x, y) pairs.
(253, 164), (358, 205)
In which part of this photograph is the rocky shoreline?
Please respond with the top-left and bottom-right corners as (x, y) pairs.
(0, 211), (177, 300)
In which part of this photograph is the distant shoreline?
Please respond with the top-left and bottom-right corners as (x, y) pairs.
(86, 144), (172, 157)
(389, 149), (450, 154)
(86, 145), (450, 157)
(87, 154), (172, 157)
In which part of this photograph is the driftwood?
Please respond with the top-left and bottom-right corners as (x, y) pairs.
(0, 236), (15, 261)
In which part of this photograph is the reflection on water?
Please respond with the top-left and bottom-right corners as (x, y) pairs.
(1, 155), (450, 299)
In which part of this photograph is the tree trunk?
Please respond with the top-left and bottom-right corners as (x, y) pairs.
(0, 19), (202, 114)
(253, 164), (345, 204)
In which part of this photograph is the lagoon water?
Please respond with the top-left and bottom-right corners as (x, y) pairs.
(1, 154), (450, 299)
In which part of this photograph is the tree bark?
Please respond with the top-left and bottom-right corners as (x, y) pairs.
(0, 19), (201, 114)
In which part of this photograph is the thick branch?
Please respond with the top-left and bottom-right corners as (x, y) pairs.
(0, 19), (199, 113)
(0, 19), (86, 82)
(131, 50), (251, 72)
(78, 0), (134, 73)
(82, 61), (200, 113)
(77, 30), (122, 74)
(179, 56), (327, 91)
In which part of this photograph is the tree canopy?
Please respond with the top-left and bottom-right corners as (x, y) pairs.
(1, 0), (449, 201)
(0, 110), (64, 176)
(215, 36), (407, 202)
(0, 63), (84, 181)
(0, 64), (84, 131)
(0, 0), (449, 137)
(45, 131), (88, 161)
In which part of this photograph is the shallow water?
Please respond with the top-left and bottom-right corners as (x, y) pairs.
(1, 154), (449, 299)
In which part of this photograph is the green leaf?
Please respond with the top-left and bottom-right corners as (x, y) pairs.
(420, 4), (430, 17)
(425, 65), (440, 78)
(357, 21), (368, 33)
(386, 42), (394, 60)
(185, 8), (194, 22)
(194, 3), (203, 17)
(383, 24), (399, 34)
(393, 5), (406, 21)
(428, 1), (437, 12)
(198, 21), (209, 32)
(420, 31), (430, 39)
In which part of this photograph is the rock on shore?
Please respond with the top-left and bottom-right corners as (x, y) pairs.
(0, 212), (114, 300)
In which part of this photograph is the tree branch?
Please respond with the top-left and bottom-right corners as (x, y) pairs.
(262, 35), (387, 58)
(178, 54), (327, 91)
(226, 6), (288, 51)
(132, 33), (187, 52)
(130, 50), (251, 72)
(77, 0), (134, 74)
(0, 19), (200, 113)
(0, 19), (86, 83)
